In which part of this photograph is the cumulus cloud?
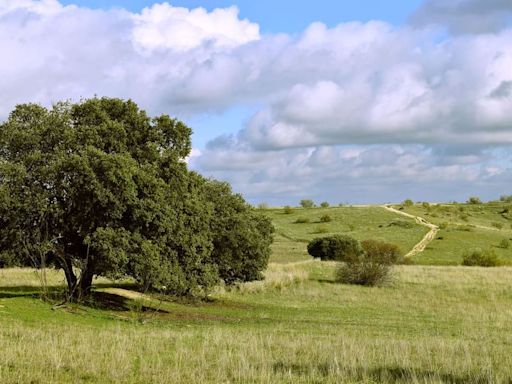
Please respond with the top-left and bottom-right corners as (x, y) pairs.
(1, 1), (512, 202)
(410, 0), (512, 34)
(191, 144), (512, 204)
(132, 3), (259, 52)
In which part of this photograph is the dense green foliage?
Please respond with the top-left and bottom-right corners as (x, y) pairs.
(0, 98), (273, 300)
(204, 180), (274, 285)
(337, 239), (402, 286)
(300, 199), (314, 208)
(307, 235), (364, 261)
(462, 249), (500, 267)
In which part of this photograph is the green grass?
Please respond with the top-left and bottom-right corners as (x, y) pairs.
(2, 204), (512, 383)
(397, 203), (512, 265)
(1, 263), (512, 383)
(267, 206), (429, 263)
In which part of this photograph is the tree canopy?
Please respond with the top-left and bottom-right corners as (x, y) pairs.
(0, 98), (273, 301)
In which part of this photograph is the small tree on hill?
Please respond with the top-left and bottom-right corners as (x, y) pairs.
(467, 196), (482, 204)
(300, 199), (315, 208)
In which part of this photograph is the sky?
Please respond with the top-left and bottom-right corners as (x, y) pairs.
(1, 0), (512, 205)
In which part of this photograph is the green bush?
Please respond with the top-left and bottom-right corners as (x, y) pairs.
(336, 239), (402, 286)
(320, 214), (332, 223)
(492, 222), (504, 230)
(300, 199), (315, 208)
(313, 225), (329, 234)
(283, 206), (294, 214)
(360, 240), (403, 265)
(388, 220), (414, 229)
(499, 239), (510, 249)
(467, 196), (482, 204)
(403, 199), (414, 207)
(462, 249), (500, 267)
(307, 235), (364, 262)
(295, 217), (310, 224)
(320, 201), (330, 208)
(347, 223), (356, 231)
(439, 222), (449, 230)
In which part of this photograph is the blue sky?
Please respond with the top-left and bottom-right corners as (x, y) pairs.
(1, 0), (512, 204)
(61, 0), (424, 32)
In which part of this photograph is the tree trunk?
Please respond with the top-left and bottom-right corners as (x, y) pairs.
(76, 268), (94, 301)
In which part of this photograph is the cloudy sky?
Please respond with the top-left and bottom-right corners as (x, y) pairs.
(1, 0), (512, 205)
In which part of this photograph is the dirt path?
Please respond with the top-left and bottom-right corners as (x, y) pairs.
(382, 205), (439, 259)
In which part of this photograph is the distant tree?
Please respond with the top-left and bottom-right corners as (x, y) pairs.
(320, 201), (330, 208)
(403, 199), (414, 207)
(500, 195), (512, 203)
(300, 199), (315, 208)
(0, 98), (273, 301)
(467, 196), (482, 204)
(257, 202), (269, 210)
(283, 206), (294, 214)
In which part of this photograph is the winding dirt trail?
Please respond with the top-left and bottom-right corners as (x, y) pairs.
(382, 205), (439, 258)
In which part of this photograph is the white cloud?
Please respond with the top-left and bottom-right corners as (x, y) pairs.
(1, 1), (512, 203)
(132, 3), (259, 52)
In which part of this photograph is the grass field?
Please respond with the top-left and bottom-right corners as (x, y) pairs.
(396, 202), (512, 265)
(1, 204), (512, 383)
(266, 206), (429, 263)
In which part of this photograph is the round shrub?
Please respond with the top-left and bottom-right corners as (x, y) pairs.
(320, 201), (330, 208)
(320, 214), (332, 223)
(307, 235), (363, 262)
(295, 217), (310, 224)
(283, 206), (294, 214)
(360, 239), (403, 265)
(300, 199), (315, 208)
(499, 239), (510, 249)
(336, 261), (391, 287)
(335, 239), (403, 286)
(462, 249), (499, 267)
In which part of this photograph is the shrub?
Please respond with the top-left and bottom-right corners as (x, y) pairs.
(283, 206), (294, 214)
(388, 220), (414, 229)
(360, 240), (403, 265)
(320, 214), (332, 223)
(336, 239), (401, 286)
(300, 199), (315, 208)
(462, 249), (500, 267)
(492, 222), (504, 230)
(295, 217), (310, 224)
(439, 222), (449, 230)
(313, 225), (329, 234)
(500, 195), (512, 203)
(499, 239), (510, 249)
(403, 199), (414, 207)
(336, 262), (391, 287)
(348, 223), (356, 231)
(320, 201), (330, 208)
(422, 202), (430, 209)
(467, 196), (482, 204)
(307, 235), (364, 261)
(456, 224), (474, 232)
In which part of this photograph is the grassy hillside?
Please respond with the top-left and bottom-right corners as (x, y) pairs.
(2, 203), (512, 383)
(1, 264), (512, 383)
(396, 202), (512, 265)
(266, 206), (429, 263)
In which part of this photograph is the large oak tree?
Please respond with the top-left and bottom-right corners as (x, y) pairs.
(0, 98), (273, 301)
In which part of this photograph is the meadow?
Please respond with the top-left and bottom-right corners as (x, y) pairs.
(1, 204), (512, 383)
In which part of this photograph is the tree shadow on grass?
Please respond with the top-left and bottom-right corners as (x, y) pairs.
(0, 283), (169, 313)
